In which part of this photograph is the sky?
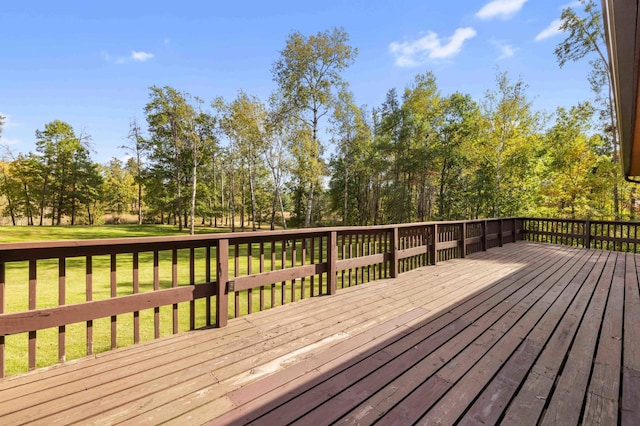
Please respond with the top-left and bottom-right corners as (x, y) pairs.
(1, 0), (592, 163)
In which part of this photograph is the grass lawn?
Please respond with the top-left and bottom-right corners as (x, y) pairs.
(1, 224), (348, 376)
(0, 224), (233, 243)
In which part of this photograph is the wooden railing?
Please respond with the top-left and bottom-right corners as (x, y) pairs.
(521, 217), (640, 253)
(0, 218), (522, 377)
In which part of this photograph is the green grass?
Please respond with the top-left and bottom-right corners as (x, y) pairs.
(0, 224), (230, 243)
(1, 224), (359, 376)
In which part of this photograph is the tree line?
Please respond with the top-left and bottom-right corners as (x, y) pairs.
(0, 1), (634, 232)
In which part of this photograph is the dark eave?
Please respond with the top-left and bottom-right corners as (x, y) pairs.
(602, 0), (640, 179)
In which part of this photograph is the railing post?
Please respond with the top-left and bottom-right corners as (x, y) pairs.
(460, 222), (466, 258)
(327, 231), (338, 294)
(498, 219), (504, 247)
(430, 224), (438, 265)
(512, 218), (516, 243)
(585, 220), (591, 249)
(518, 218), (525, 241)
(390, 227), (399, 278)
(216, 238), (229, 328)
(482, 220), (488, 251)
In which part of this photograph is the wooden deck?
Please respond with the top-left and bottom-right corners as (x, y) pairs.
(0, 242), (638, 425)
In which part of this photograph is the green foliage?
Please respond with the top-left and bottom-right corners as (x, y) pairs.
(33, 120), (101, 225)
(538, 104), (615, 218)
(476, 71), (542, 217)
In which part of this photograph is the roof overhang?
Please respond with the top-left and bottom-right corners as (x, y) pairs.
(602, 0), (640, 179)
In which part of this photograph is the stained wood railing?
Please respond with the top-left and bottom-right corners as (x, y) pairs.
(522, 217), (640, 253)
(0, 218), (522, 377)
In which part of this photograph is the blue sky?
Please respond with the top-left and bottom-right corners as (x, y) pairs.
(1, 0), (590, 163)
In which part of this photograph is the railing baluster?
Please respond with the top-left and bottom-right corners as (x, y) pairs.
(234, 244), (240, 317)
(291, 239), (296, 301)
(367, 233), (371, 282)
(133, 253), (140, 343)
(172, 249), (178, 334)
(271, 240), (276, 307)
(190, 248), (195, 330)
(58, 257), (66, 363)
(153, 251), (159, 339)
(259, 242), (265, 311)
(310, 237), (316, 297)
(86, 256), (93, 355)
(247, 243), (253, 315)
(206, 246), (212, 326)
(301, 239), (306, 299)
(281, 239), (286, 305)
(111, 254), (117, 349)
(28, 259), (36, 370)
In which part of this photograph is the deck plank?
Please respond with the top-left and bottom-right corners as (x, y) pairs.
(502, 250), (607, 423)
(0, 242), (637, 425)
(581, 252), (625, 425)
(622, 254), (640, 424)
(539, 251), (618, 425)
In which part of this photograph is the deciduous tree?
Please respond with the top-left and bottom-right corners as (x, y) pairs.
(272, 27), (357, 227)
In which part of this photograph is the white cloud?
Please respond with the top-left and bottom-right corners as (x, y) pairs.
(535, 18), (563, 41)
(131, 51), (154, 62)
(562, 1), (582, 8)
(389, 27), (477, 67)
(476, 0), (527, 20)
(491, 40), (517, 59)
(102, 50), (154, 64)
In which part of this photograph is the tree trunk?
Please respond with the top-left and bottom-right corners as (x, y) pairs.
(7, 197), (16, 226)
(240, 174), (245, 231)
(305, 180), (315, 228)
(230, 171), (236, 232)
(249, 162), (257, 231)
(270, 188), (278, 231)
(137, 183), (142, 225)
(190, 157), (197, 235)
(343, 161), (349, 225)
(175, 148), (183, 232)
(279, 191), (287, 230)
